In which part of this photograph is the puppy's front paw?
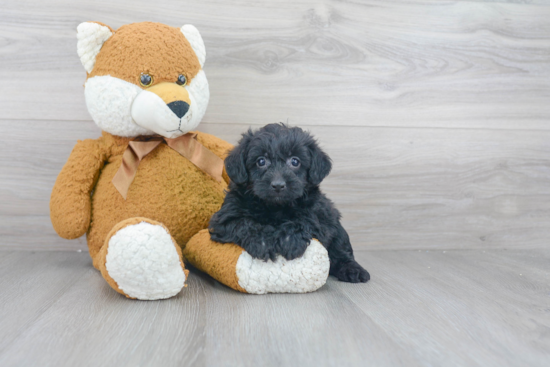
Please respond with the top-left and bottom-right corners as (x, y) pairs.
(331, 260), (370, 283)
(241, 236), (277, 262)
(277, 233), (310, 260)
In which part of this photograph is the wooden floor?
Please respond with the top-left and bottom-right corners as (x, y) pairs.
(0, 249), (548, 367)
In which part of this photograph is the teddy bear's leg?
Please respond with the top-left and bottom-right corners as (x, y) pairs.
(184, 229), (330, 294)
(95, 217), (189, 300)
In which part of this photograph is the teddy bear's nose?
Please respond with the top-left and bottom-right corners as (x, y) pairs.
(167, 101), (190, 119)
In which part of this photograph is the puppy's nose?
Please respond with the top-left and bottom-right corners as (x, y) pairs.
(271, 180), (286, 192)
(167, 101), (190, 119)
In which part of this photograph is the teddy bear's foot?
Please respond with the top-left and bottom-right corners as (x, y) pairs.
(184, 230), (330, 294)
(96, 217), (188, 300)
(235, 239), (330, 294)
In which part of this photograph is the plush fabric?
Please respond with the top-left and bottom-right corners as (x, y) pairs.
(85, 75), (152, 137)
(81, 22), (209, 139)
(180, 25), (206, 67)
(98, 217), (188, 300)
(50, 138), (107, 239)
(235, 239), (329, 294)
(51, 131), (232, 268)
(184, 231), (330, 294)
(184, 229), (247, 293)
(77, 22), (113, 73)
(88, 22), (201, 87)
(53, 21), (236, 300)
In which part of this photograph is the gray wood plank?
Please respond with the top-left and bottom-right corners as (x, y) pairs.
(197, 274), (418, 367)
(0, 252), (90, 353)
(0, 254), (209, 367)
(340, 250), (550, 367)
(0, 249), (548, 366)
(0, 252), (419, 367)
(3, 120), (548, 251)
(1, 0), (550, 129)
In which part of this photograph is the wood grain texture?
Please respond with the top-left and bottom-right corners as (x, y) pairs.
(0, 249), (548, 367)
(1, 0), (550, 128)
(337, 249), (550, 367)
(3, 119), (549, 251)
(0, 252), (90, 352)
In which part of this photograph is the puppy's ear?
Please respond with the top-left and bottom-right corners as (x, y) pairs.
(225, 130), (253, 185)
(308, 140), (332, 186)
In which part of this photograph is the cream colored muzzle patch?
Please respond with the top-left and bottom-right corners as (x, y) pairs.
(131, 82), (196, 139)
(147, 82), (191, 105)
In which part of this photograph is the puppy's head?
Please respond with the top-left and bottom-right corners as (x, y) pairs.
(225, 123), (332, 205)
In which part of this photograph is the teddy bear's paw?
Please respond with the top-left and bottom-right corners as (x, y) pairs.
(235, 239), (330, 294)
(104, 221), (186, 300)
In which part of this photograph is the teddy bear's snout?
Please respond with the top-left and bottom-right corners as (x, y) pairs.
(167, 101), (190, 119)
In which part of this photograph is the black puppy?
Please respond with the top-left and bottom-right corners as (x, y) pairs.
(209, 123), (370, 283)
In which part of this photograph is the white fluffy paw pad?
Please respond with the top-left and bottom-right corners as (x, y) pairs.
(105, 222), (186, 300)
(235, 239), (330, 294)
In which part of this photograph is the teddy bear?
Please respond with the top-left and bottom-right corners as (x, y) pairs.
(50, 21), (329, 300)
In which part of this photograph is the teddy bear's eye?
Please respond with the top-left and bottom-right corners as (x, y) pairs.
(140, 73), (153, 87)
(176, 74), (187, 86)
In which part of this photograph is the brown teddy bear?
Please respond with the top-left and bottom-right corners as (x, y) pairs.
(50, 21), (329, 300)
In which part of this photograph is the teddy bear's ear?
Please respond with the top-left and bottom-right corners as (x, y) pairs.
(180, 25), (206, 68)
(77, 22), (113, 73)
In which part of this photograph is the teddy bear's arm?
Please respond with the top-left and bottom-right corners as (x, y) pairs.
(50, 138), (108, 239)
(194, 131), (234, 184)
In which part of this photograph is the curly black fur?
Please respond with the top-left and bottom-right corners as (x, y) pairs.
(209, 123), (370, 283)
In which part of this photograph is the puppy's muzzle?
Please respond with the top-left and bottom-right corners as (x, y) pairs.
(271, 180), (286, 192)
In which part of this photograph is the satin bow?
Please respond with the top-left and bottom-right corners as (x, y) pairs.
(112, 133), (224, 199)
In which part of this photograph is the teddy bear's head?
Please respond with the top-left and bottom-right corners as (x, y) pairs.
(77, 22), (209, 138)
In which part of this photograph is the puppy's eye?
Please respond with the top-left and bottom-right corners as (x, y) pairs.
(257, 157), (267, 167)
(289, 157), (301, 168)
(140, 73), (153, 87)
(176, 74), (187, 86)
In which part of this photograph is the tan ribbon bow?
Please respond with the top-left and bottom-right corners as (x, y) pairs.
(112, 133), (224, 199)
